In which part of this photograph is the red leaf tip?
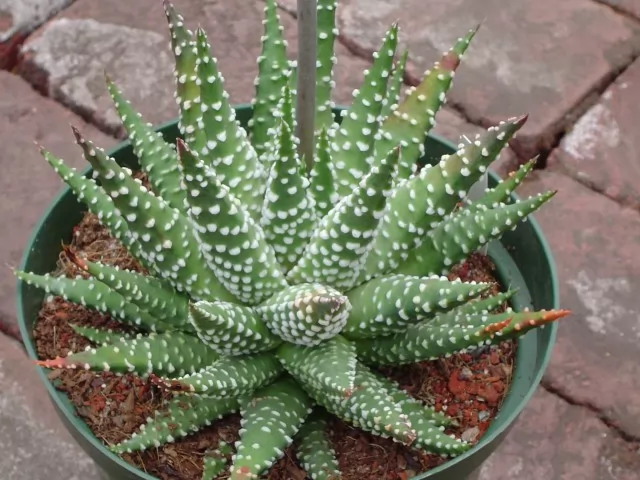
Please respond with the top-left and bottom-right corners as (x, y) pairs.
(483, 318), (511, 334)
(36, 357), (68, 369)
(513, 113), (529, 127)
(70, 125), (83, 143)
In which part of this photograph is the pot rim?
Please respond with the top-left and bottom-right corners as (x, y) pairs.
(16, 107), (559, 479)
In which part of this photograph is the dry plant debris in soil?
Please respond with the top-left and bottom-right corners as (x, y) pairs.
(34, 211), (515, 480)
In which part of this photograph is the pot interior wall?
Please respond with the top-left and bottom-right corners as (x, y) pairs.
(16, 107), (558, 480)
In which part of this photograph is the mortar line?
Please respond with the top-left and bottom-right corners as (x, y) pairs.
(0, 322), (24, 346)
(543, 148), (640, 222)
(6, 68), (123, 141)
(592, 0), (640, 23)
(541, 380), (640, 444)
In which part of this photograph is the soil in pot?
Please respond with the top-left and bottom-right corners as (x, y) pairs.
(33, 207), (515, 480)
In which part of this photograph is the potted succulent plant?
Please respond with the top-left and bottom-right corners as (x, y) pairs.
(15, 0), (567, 479)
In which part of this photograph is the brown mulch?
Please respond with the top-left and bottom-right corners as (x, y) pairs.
(33, 211), (516, 480)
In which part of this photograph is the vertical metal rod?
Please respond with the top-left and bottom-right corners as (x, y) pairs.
(296, 0), (317, 170)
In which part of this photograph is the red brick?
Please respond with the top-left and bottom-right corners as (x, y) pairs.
(337, 0), (640, 161)
(0, 329), (102, 479)
(0, 71), (115, 330)
(515, 168), (640, 438)
(477, 388), (640, 480)
(550, 57), (640, 210)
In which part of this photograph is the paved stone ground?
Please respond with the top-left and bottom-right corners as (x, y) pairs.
(0, 71), (115, 336)
(336, 0), (640, 164)
(1, 0), (640, 479)
(0, 334), (101, 480)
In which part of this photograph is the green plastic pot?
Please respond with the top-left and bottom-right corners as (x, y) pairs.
(16, 106), (558, 480)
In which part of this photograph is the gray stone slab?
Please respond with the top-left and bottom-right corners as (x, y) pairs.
(0, 0), (72, 42)
(19, 17), (176, 137)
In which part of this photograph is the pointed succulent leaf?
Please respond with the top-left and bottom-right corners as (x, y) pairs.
(380, 50), (408, 121)
(15, 271), (165, 332)
(105, 77), (185, 210)
(260, 84), (298, 177)
(278, 84), (297, 132)
(195, 28), (265, 218)
(166, 352), (283, 397)
(298, 363), (416, 446)
(331, 24), (398, 197)
(373, 27), (478, 180)
(188, 301), (282, 356)
(255, 283), (352, 347)
(295, 410), (342, 480)
(36, 331), (220, 377)
(40, 149), (150, 271)
(396, 191), (555, 277)
(177, 140), (288, 305)
(355, 309), (570, 366)
(229, 378), (313, 480)
(111, 393), (238, 454)
(249, 0), (291, 158)
(202, 441), (232, 480)
(472, 158), (537, 209)
(371, 372), (453, 427)
(260, 117), (315, 272)
(367, 374), (469, 455)
(478, 309), (571, 341)
(447, 290), (516, 318)
(423, 291), (517, 340)
(276, 335), (357, 396)
(72, 128), (234, 302)
(65, 248), (190, 330)
(432, 308), (570, 337)
(163, 1), (206, 152)
(411, 415), (469, 456)
(309, 128), (338, 219)
(342, 274), (490, 339)
(287, 147), (400, 290)
(362, 114), (528, 280)
(69, 324), (132, 346)
(314, 0), (339, 131)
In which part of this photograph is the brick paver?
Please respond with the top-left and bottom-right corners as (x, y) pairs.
(336, 0), (640, 161)
(0, 71), (115, 332)
(551, 56), (640, 210)
(517, 168), (640, 439)
(16, 0), (372, 136)
(0, 333), (101, 480)
(477, 387), (640, 479)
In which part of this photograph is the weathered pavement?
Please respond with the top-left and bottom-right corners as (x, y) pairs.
(0, 334), (101, 480)
(1, 0), (640, 479)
